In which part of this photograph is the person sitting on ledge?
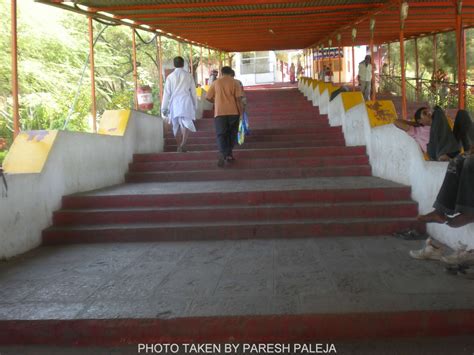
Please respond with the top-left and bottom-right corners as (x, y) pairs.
(407, 110), (474, 263)
(394, 106), (464, 161)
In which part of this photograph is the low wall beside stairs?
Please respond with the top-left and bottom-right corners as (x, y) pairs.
(0, 110), (164, 259)
(300, 77), (474, 250)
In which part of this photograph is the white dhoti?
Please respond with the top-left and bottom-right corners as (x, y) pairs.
(169, 116), (196, 137)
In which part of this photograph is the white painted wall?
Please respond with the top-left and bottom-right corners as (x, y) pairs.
(305, 78), (474, 250)
(319, 90), (330, 115)
(328, 93), (344, 127)
(370, 125), (474, 250)
(0, 111), (164, 259)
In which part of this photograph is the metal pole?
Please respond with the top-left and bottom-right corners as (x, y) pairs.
(455, 2), (465, 109)
(200, 46), (204, 85)
(11, 0), (20, 138)
(352, 44), (356, 91)
(400, 20), (407, 119)
(88, 17), (97, 132)
(189, 44), (193, 76)
(208, 48), (211, 77)
(388, 42), (391, 76)
(378, 44), (382, 85)
(433, 34), (437, 77)
(132, 28), (138, 110)
(339, 46), (342, 84)
(414, 38), (420, 102)
(370, 38), (375, 100)
(157, 36), (163, 102)
(219, 51), (222, 73)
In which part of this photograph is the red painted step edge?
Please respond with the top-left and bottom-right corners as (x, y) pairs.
(1, 310), (473, 346)
(62, 188), (412, 209)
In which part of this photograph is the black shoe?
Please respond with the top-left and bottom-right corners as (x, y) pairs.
(225, 155), (235, 163)
(217, 156), (225, 168)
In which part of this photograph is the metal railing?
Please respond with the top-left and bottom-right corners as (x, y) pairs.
(376, 74), (474, 115)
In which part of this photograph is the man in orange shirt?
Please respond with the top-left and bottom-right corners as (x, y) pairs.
(206, 66), (244, 167)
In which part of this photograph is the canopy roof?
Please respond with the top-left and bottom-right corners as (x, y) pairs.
(38, 0), (474, 51)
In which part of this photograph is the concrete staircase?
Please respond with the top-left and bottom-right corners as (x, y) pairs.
(5, 87), (474, 349)
(43, 88), (423, 245)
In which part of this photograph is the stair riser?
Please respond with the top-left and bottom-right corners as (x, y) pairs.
(164, 127), (341, 138)
(53, 204), (418, 226)
(129, 156), (370, 172)
(62, 188), (411, 209)
(133, 146), (367, 162)
(164, 140), (346, 151)
(164, 133), (343, 145)
(125, 166), (372, 183)
(43, 220), (425, 245)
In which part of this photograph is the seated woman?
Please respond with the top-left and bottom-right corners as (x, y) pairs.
(394, 106), (461, 161)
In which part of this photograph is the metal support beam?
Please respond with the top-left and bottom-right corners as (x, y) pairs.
(433, 34), (437, 78)
(388, 42), (391, 76)
(370, 40), (375, 101)
(414, 37), (420, 102)
(11, 0), (20, 138)
(377, 44), (382, 91)
(132, 28), (138, 110)
(208, 48), (211, 78)
(400, 2), (407, 120)
(88, 17), (97, 133)
(455, 1), (465, 109)
(200, 46), (204, 85)
(157, 36), (163, 102)
(352, 44), (356, 91)
(189, 44), (193, 76)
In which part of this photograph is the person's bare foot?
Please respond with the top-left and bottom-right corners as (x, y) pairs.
(447, 213), (474, 228)
(417, 210), (447, 224)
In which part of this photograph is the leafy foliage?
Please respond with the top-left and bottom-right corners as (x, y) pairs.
(0, 0), (217, 151)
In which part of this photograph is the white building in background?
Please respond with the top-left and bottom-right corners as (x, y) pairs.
(232, 51), (277, 86)
(228, 46), (376, 87)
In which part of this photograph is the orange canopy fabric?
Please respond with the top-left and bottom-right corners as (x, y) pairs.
(38, 0), (474, 51)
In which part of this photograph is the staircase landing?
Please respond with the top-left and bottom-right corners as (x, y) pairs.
(1, 237), (474, 345)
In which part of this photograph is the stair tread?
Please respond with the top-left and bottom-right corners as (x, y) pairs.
(46, 217), (419, 230)
(70, 176), (409, 197)
(127, 164), (370, 174)
(57, 200), (417, 213)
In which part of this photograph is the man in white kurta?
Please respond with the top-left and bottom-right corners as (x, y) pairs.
(358, 55), (373, 101)
(161, 56), (198, 152)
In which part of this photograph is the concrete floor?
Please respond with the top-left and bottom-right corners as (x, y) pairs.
(1, 236), (473, 321)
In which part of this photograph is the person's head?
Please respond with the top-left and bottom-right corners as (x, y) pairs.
(221, 66), (233, 76)
(364, 55), (371, 64)
(173, 56), (184, 68)
(230, 69), (236, 78)
(414, 107), (432, 126)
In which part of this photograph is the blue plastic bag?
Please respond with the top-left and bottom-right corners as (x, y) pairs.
(238, 112), (250, 145)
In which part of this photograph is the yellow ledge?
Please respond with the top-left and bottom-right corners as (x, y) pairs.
(3, 131), (58, 174)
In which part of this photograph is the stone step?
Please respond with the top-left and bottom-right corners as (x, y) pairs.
(125, 165), (372, 183)
(164, 132), (343, 145)
(129, 155), (369, 172)
(134, 146), (367, 162)
(163, 139), (346, 152)
(42, 217), (424, 245)
(53, 201), (418, 226)
(61, 182), (411, 209)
